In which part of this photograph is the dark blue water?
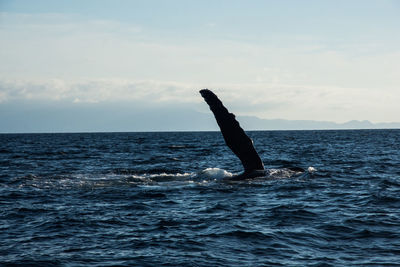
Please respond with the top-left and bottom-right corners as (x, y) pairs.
(1, 130), (400, 266)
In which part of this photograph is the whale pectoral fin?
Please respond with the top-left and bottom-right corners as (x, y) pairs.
(200, 89), (264, 172)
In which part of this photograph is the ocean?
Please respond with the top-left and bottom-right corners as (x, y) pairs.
(1, 130), (400, 266)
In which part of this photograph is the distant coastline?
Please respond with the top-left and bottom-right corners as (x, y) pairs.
(1, 110), (400, 134)
(1, 103), (400, 133)
(238, 116), (400, 131)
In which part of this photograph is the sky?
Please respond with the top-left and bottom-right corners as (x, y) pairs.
(1, 0), (400, 132)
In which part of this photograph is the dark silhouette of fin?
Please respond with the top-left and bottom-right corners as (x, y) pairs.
(200, 89), (264, 173)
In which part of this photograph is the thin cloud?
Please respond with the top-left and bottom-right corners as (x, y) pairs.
(0, 78), (197, 104)
(1, 78), (399, 123)
(0, 12), (142, 35)
(1, 8), (399, 124)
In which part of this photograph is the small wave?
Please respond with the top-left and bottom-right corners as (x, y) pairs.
(8, 166), (315, 190)
(308, 166), (317, 173)
(266, 166), (315, 179)
(130, 172), (194, 183)
(10, 171), (198, 189)
(197, 168), (233, 180)
(94, 168), (233, 186)
(204, 230), (274, 240)
(166, 145), (197, 150)
(167, 145), (187, 149)
(267, 168), (297, 179)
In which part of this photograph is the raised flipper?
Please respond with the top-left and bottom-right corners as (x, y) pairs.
(200, 89), (264, 173)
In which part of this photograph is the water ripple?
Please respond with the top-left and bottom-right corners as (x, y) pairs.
(1, 130), (400, 266)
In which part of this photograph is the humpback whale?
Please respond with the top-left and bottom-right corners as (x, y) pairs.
(200, 89), (266, 179)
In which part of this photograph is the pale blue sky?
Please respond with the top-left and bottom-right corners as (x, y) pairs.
(1, 0), (400, 132)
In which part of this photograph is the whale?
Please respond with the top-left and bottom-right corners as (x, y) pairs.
(200, 89), (304, 180)
(200, 89), (265, 179)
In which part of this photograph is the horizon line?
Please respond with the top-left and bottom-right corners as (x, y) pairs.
(2, 128), (400, 135)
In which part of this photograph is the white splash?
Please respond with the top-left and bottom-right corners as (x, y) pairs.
(307, 166), (317, 173)
(198, 168), (233, 180)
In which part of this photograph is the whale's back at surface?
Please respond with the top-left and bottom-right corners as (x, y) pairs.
(199, 89), (264, 173)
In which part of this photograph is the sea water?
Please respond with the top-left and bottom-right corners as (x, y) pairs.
(1, 130), (400, 266)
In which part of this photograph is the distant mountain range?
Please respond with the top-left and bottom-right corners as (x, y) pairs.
(238, 116), (400, 130)
(1, 103), (399, 133)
